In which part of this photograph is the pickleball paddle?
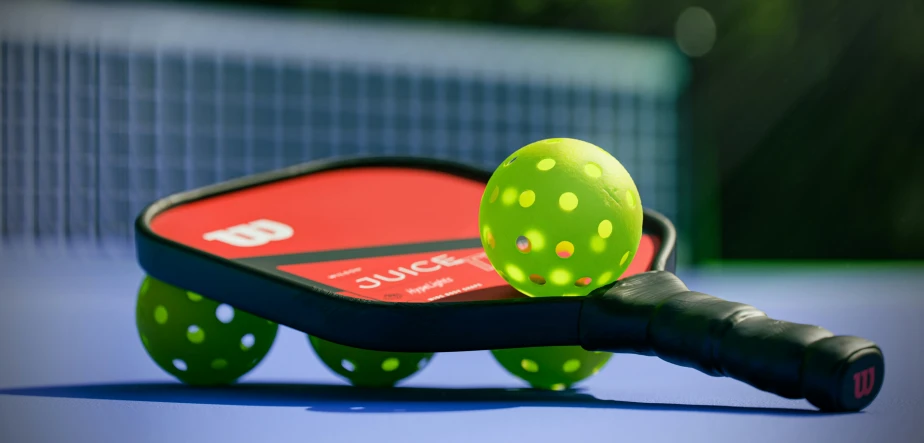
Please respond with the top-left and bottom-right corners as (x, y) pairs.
(135, 156), (884, 412)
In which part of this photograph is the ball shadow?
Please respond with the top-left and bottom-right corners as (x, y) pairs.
(0, 382), (834, 416)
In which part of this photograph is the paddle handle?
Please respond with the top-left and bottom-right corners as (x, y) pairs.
(579, 271), (884, 412)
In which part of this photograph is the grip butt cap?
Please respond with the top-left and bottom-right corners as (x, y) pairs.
(803, 336), (884, 412)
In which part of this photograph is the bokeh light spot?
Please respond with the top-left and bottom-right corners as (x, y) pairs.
(524, 229), (546, 251)
(549, 269), (571, 285)
(590, 236), (606, 253)
(675, 6), (717, 57)
(502, 187), (518, 205)
(505, 264), (526, 282)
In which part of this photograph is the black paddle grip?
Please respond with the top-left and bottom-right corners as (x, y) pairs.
(578, 271), (884, 412)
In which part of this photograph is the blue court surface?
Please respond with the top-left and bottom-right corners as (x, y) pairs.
(1, 246), (922, 443)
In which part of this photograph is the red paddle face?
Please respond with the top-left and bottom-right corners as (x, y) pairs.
(148, 167), (659, 303)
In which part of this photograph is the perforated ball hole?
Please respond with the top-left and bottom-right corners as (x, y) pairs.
(537, 158), (556, 171)
(556, 241), (574, 258)
(529, 274), (546, 285)
(516, 236), (532, 253)
(519, 190), (536, 208)
(575, 277), (592, 287)
(598, 220), (613, 239)
(240, 333), (255, 351)
(216, 304), (234, 323)
(341, 359), (356, 372)
(559, 192), (578, 211)
(187, 325), (205, 344)
(620, 251), (631, 266)
(584, 163), (602, 178)
(505, 156), (518, 166)
(626, 190), (636, 208)
(172, 359), (188, 371)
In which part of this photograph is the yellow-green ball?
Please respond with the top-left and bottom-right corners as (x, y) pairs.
(136, 276), (278, 385)
(491, 346), (612, 390)
(478, 138), (643, 297)
(308, 335), (435, 388)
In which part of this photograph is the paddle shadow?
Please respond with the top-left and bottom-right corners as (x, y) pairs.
(0, 382), (838, 416)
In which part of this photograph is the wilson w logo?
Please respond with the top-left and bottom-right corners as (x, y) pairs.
(853, 366), (876, 399)
(203, 219), (294, 247)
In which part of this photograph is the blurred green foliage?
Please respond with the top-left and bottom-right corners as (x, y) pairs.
(185, 0), (923, 261)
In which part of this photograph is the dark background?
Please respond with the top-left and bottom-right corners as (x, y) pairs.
(160, 0), (923, 262)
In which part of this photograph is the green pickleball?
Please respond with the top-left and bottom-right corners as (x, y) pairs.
(308, 335), (435, 388)
(492, 346), (612, 390)
(479, 138), (644, 297)
(136, 276), (278, 385)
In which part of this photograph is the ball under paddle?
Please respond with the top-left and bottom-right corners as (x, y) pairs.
(136, 276), (278, 385)
(308, 335), (435, 388)
(491, 346), (612, 390)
